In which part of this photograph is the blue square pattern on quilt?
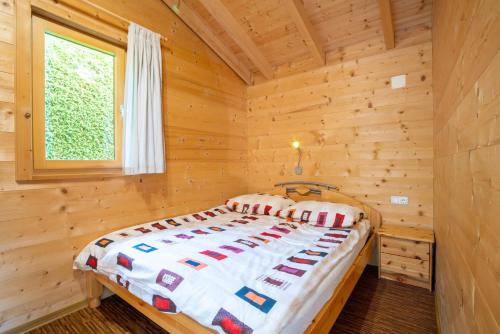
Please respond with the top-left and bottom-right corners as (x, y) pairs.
(235, 286), (276, 314)
(133, 243), (158, 253)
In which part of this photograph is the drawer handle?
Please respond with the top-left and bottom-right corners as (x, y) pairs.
(401, 247), (407, 252)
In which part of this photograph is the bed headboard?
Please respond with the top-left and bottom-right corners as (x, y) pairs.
(271, 181), (381, 232)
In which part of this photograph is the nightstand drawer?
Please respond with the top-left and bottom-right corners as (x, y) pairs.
(379, 271), (430, 290)
(380, 236), (429, 260)
(380, 253), (429, 281)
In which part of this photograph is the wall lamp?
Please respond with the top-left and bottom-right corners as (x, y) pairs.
(292, 140), (303, 175)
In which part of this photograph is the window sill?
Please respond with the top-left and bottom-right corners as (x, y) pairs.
(17, 168), (123, 182)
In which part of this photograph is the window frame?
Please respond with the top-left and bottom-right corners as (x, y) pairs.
(31, 15), (125, 171)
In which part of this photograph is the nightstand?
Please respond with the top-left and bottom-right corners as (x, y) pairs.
(378, 225), (434, 290)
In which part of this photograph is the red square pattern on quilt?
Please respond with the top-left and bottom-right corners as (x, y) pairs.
(152, 295), (176, 313)
(86, 255), (97, 269)
(212, 308), (253, 334)
(117, 252), (134, 271)
(151, 222), (167, 230)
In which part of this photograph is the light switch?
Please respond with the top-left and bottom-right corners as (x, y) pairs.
(391, 196), (409, 205)
(391, 75), (406, 89)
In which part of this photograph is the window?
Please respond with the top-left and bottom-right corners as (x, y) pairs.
(31, 16), (125, 171)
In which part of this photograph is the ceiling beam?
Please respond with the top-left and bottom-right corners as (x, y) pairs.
(197, 0), (274, 80)
(161, 0), (253, 85)
(378, 0), (395, 49)
(286, 0), (325, 65)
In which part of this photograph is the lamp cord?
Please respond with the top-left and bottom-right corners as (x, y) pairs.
(297, 148), (302, 169)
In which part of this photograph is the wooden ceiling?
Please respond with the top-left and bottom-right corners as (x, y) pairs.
(162, 0), (432, 84)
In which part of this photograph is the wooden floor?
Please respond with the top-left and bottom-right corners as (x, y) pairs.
(330, 266), (437, 333)
(28, 266), (437, 334)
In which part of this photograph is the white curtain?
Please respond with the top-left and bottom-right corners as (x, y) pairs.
(122, 23), (165, 175)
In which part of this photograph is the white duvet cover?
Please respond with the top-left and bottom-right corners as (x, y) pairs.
(74, 206), (365, 334)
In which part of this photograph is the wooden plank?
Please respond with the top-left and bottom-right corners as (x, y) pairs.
(30, 0), (128, 47)
(0, 71), (13, 103)
(37, 0), (168, 46)
(197, 0), (274, 79)
(285, 0), (325, 65)
(378, 0), (395, 49)
(161, 0), (252, 85)
(0, 41), (14, 73)
(0, 101), (14, 132)
(0, 131), (14, 161)
(56, 0), (128, 31)
(0, 11), (15, 44)
(14, 0), (33, 180)
(0, 0), (14, 15)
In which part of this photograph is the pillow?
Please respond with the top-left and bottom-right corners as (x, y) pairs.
(225, 193), (295, 216)
(279, 200), (364, 228)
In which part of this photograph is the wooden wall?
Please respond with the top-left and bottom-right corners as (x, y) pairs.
(433, 0), (500, 333)
(0, 0), (247, 331)
(247, 41), (433, 228)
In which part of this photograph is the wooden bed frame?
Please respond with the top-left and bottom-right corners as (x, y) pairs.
(85, 182), (381, 334)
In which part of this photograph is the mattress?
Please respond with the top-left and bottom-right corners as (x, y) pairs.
(74, 206), (371, 334)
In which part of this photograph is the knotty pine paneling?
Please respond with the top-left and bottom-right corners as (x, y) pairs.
(253, 0), (432, 83)
(186, 0), (432, 83)
(433, 0), (500, 333)
(247, 41), (433, 228)
(0, 0), (247, 331)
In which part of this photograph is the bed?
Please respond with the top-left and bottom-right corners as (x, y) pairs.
(75, 182), (381, 334)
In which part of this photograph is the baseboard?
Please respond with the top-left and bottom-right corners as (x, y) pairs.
(3, 300), (87, 334)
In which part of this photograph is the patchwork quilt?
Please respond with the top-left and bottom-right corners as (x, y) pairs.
(74, 206), (364, 334)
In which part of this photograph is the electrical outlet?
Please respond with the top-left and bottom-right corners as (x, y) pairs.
(391, 196), (409, 205)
